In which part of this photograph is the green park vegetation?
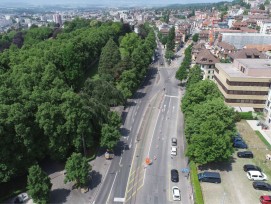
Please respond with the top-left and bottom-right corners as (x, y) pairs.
(175, 44), (192, 82)
(0, 19), (156, 198)
(190, 161), (204, 204)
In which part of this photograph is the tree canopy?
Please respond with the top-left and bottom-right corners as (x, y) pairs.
(64, 153), (91, 188)
(27, 164), (52, 204)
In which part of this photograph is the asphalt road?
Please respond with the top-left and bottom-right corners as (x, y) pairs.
(93, 41), (192, 204)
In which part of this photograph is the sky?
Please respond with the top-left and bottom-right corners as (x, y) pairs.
(1, 0), (227, 6)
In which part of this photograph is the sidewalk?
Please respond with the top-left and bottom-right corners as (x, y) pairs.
(246, 120), (271, 145)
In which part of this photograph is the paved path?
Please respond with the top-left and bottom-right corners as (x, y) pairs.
(246, 120), (271, 145)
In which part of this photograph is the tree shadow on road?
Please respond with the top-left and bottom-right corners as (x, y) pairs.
(89, 170), (102, 190)
(40, 158), (65, 175)
(198, 157), (236, 172)
(50, 188), (70, 203)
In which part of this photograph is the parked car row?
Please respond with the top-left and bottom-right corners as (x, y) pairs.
(235, 133), (271, 204)
(170, 137), (181, 201)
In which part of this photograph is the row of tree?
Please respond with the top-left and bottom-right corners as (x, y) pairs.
(175, 44), (192, 82)
(165, 27), (175, 61)
(0, 20), (156, 188)
(181, 66), (236, 165)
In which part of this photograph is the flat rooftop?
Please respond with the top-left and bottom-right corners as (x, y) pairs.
(216, 59), (271, 78)
(237, 59), (271, 69)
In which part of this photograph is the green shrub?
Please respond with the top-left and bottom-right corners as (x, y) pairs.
(239, 112), (254, 120)
(190, 161), (204, 204)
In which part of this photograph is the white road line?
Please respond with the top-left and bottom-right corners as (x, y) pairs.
(165, 94), (179, 98)
(119, 157), (122, 166)
(106, 172), (118, 204)
(129, 140), (133, 148)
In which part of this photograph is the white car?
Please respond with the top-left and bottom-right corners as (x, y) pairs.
(172, 186), (181, 201)
(247, 170), (267, 181)
(13, 193), (29, 203)
(171, 147), (177, 156)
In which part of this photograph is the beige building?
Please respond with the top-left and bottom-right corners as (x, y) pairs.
(214, 59), (271, 111)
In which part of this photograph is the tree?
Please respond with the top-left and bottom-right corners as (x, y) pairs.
(265, 0), (270, 5)
(166, 27), (175, 53)
(98, 38), (121, 79)
(27, 164), (52, 204)
(185, 99), (235, 164)
(192, 33), (199, 42)
(64, 153), (91, 188)
(100, 123), (121, 150)
(186, 65), (202, 88)
(181, 80), (223, 114)
(259, 3), (265, 10)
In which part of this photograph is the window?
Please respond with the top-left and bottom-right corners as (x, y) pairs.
(209, 65), (212, 68)
(208, 70), (211, 74)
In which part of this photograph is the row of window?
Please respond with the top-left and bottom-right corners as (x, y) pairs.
(225, 99), (266, 104)
(215, 76), (268, 96)
(226, 79), (270, 87)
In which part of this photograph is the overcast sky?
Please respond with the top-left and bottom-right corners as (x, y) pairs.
(1, 0), (227, 6)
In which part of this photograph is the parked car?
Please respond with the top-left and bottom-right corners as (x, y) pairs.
(260, 195), (271, 204)
(171, 169), (179, 182)
(233, 141), (248, 149)
(14, 193), (29, 204)
(237, 151), (253, 158)
(247, 170), (267, 181)
(171, 146), (177, 156)
(171, 138), (177, 146)
(172, 186), (181, 201)
(243, 164), (262, 172)
(253, 181), (271, 191)
(198, 171), (221, 183)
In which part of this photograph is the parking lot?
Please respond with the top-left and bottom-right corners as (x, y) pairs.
(200, 120), (271, 204)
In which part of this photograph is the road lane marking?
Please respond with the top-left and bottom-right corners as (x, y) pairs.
(119, 157), (122, 166)
(127, 176), (144, 193)
(106, 172), (118, 204)
(128, 168), (145, 184)
(165, 94), (179, 98)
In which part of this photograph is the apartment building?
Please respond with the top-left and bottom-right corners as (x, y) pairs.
(214, 59), (271, 111)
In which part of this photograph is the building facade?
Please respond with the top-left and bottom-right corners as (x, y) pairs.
(214, 59), (271, 111)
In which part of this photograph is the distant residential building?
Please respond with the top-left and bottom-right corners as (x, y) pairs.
(53, 14), (62, 25)
(159, 24), (170, 36)
(244, 44), (271, 52)
(195, 49), (219, 80)
(228, 48), (267, 61)
(215, 59), (271, 111)
(216, 41), (235, 59)
(192, 42), (206, 61)
(260, 20), (271, 34)
(219, 33), (271, 49)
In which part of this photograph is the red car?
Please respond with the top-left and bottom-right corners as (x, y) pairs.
(260, 195), (271, 204)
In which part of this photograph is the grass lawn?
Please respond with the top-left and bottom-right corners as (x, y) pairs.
(236, 120), (271, 179)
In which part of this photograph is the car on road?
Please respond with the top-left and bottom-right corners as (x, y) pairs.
(171, 147), (177, 156)
(253, 181), (271, 191)
(260, 195), (271, 204)
(237, 151), (253, 158)
(172, 186), (181, 201)
(247, 170), (267, 181)
(233, 140), (248, 149)
(243, 164), (262, 172)
(198, 171), (221, 183)
(13, 193), (29, 203)
(171, 138), (177, 146)
(171, 169), (179, 182)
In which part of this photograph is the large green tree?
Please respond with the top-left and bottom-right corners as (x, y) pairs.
(181, 80), (223, 114)
(186, 65), (202, 88)
(64, 153), (91, 188)
(98, 38), (121, 79)
(27, 165), (52, 204)
(185, 99), (235, 164)
(192, 33), (199, 42)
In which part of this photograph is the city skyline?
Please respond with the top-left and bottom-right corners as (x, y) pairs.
(0, 0), (230, 6)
